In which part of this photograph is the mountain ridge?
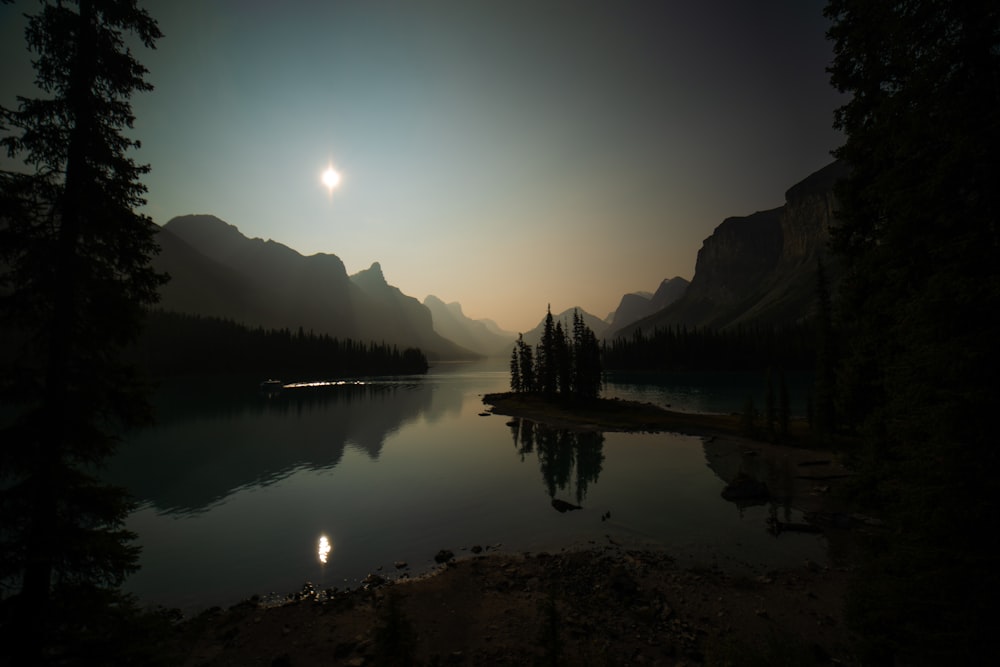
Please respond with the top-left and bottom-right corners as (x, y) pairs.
(153, 215), (475, 361)
(423, 295), (516, 358)
(609, 161), (845, 338)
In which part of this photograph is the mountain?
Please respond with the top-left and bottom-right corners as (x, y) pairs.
(423, 295), (516, 358)
(607, 277), (689, 332)
(348, 262), (478, 360)
(612, 161), (846, 337)
(649, 277), (690, 312)
(519, 307), (609, 347)
(152, 215), (474, 361)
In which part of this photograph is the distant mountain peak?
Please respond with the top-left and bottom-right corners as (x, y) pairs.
(351, 261), (388, 288)
(155, 215), (475, 360)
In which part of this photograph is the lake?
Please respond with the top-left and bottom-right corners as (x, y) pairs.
(106, 361), (824, 611)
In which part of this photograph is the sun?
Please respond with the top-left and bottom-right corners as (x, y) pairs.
(321, 165), (341, 192)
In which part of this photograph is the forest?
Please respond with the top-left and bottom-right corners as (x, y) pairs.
(129, 310), (429, 379)
(601, 322), (818, 372)
(509, 308), (603, 399)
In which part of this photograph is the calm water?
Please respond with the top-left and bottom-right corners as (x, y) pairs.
(106, 361), (824, 611)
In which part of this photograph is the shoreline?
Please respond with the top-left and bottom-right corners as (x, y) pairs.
(481, 391), (808, 438)
(163, 395), (862, 664)
(171, 544), (856, 666)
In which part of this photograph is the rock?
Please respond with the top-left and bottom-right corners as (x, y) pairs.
(551, 498), (582, 513)
(434, 549), (455, 564)
(721, 473), (769, 503)
(767, 516), (823, 535)
(471, 545), (483, 554)
(393, 560), (408, 569)
(362, 573), (386, 588)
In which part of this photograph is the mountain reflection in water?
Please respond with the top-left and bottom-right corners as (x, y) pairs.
(108, 376), (438, 514)
(106, 364), (829, 611)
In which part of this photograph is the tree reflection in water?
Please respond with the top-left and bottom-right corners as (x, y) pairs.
(506, 419), (605, 505)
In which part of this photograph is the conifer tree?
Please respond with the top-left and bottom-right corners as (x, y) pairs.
(825, 1), (1000, 661)
(0, 0), (165, 660)
(509, 345), (521, 392)
(537, 305), (558, 395)
(516, 334), (535, 393)
(554, 320), (571, 395)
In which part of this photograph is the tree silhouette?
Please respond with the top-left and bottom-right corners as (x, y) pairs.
(508, 308), (602, 399)
(825, 0), (1000, 662)
(0, 0), (165, 660)
(515, 333), (535, 392)
(509, 345), (522, 392)
(537, 305), (558, 396)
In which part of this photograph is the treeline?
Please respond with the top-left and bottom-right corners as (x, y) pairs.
(510, 308), (603, 399)
(129, 310), (429, 378)
(601, 323), (817, 372)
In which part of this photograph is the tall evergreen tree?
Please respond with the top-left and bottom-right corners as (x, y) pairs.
(516, 334), (535, 393)
(509, 345), (521, 392)
(554, 320), (571, 396)
(572, 312), (602, 400)
(825, 1), (1000, 662)
(537, 305), (558, 395)
(0, 0), (165, 660)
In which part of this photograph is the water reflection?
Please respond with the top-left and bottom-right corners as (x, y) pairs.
(107, 376), (441, 514)
(507, 418), (605, 506)
(318, 535), (331, 564)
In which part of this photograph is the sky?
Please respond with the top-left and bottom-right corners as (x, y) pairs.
(0, 0), (844, 333)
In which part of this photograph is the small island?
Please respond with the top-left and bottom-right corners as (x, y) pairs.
(482, 391), (750, 436)
(493, 306), (812, 442)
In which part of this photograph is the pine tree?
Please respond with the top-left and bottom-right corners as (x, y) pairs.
(565, 309), (602, 400)
(0, 0), (165, 660)
(516, 334), (535, 393)
(537, 305), (558, 395)
(509, 346), (521, 392)
(825, 1), (1000, 661)
(554, 320), (571, 396)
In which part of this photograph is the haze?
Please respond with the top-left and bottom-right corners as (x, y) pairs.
(0, 0), (842, 332)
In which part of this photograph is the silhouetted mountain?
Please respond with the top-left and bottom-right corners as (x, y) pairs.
(349, 262), (478, 360)
(649, 277), (690, 311)
(478, 318), (513, 337)
(520, 307), (609, 346)
(423, 295), (516, 358)
(613, 161), (846, 336)
(153, 215), (474, 360)
(607, 277), (689, 332)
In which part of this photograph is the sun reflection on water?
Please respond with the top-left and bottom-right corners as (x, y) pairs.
(318, 535), (332, 564)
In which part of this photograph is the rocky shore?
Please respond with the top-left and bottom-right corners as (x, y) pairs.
(170, 544), (855, 666)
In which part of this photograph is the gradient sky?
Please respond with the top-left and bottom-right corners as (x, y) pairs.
(1, 0), (843, 333)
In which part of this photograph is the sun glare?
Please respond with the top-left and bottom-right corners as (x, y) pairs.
(318, 535), (332, 564)
(321, 165), (341, 192)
